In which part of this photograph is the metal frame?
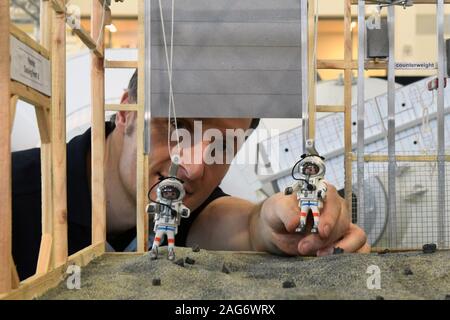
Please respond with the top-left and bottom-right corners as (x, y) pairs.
(357, 0), (366, 232)
(353, 0), (447, 249)
(436, 0), (446, 248)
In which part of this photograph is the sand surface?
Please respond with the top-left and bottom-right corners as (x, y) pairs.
(40, 247), (450, 300)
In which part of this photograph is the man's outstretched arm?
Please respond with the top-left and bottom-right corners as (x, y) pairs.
(186, 184), (370, 255)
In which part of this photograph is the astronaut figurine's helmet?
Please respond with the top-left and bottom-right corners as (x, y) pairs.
(157, 178), (186, 202)
(161, 185), (180, 201)
(299, 155), (326, 178)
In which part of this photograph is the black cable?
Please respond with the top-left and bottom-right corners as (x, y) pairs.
(290, 158), (315, 190)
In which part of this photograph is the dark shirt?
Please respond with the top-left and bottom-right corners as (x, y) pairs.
(12, 123), (228, 280)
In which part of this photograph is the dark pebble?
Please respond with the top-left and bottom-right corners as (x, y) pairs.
(152, 278), (161, 286)
(378, 249), (390, 255)
(333, 247), (344, 255)
(422, 243), (437, 254)
(445, 295), (450, 300)
(403, 267), (413, 276)
(222, 263), (231, 274)
(174, 259), (185, 267)
(185, 257), (195, 265)
(192, 244), (201, 253)
(282, 280), (296, 289)
(375, 296), (384, 300)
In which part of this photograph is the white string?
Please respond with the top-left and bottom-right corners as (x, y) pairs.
(95, 0), (107, 48)
(158, 0), (181, 158)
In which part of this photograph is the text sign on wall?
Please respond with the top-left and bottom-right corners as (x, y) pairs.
(10, 35), (51, 97)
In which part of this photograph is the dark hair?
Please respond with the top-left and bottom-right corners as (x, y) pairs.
(127, 69), (138, 103)
(113, 70), (260, 129)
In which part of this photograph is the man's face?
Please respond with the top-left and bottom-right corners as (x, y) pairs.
(117, 117), (252, 212)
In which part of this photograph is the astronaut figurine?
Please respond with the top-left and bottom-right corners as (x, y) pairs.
(285, 140), (327, 234)
(146, 155), (190, 261)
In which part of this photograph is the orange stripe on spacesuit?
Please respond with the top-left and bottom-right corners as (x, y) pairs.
(168, 239), (175, 244)
(312, 212), (320, 217)
(300, 212), (307, 217)
(155, 237), (161, 242)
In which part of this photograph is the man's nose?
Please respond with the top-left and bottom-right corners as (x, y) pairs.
(174, 140), (208, 181)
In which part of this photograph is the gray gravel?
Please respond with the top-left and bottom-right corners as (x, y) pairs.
(40, 247), (450, 300)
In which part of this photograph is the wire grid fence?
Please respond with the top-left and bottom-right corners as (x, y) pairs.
(352, 152), (450, 251)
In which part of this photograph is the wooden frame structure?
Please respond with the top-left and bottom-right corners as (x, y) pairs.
(0, 0), (148, 299)
(0, 0), (448, 299)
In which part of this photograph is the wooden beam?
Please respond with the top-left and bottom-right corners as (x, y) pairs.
(317, 60), (347, 70)
(51, 5), (68, 268)
(317, 59), (387, 70)
(72, 27), (103, 58)
(40, 0), (54, 265)
(9, 24), (50, 60)
(105, 60), (138, 69)
(105, 104), (140, 112)
(344, 0), (353, 213)
(51, 0), (65, 13)
(350, 154), (450, 162)
(0, 243), (104, 300)
(32, 5), (53, 148)
(0, 0), (12, 295)
(137, 0), (149, 253)
(91, 0), (107, 246)
(365, 60), (388, 70)
(68, 241), (105, 267)
(36, 234), (53, 275)
(316, 105), (345, 113)
(10, 255), (20, 290)
(10, 95), (18, 131)
(10, 81), (51, 109)
(35, 107), (51, 143)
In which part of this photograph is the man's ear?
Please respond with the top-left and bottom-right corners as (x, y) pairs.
(115, 90), (136, 134)
(120, 90), (129, 104)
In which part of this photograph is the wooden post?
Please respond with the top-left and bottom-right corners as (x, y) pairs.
(10, 95), (18, 131)
(137, 0), (149, 252)
(10, 255), (20, 289)
(38, 0), (54, 273)
(0, 0), (12, 294)
(51, 2), (68, 267)
(91, 0), (107, 246)
(343, 0), (353, 212)
(35, 234), (53, 275)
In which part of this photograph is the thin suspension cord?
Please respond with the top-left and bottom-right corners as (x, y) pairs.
(158, 0), (181, 158)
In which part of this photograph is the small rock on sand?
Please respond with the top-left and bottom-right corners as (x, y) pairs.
(422, 243), (437, 254)
(282, 280), (296, 289)
(152, 278), (161, 286)
(174, 259), (185, 267)
(222, 263), (231, 274)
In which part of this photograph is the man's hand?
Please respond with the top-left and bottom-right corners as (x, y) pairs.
(249, 183), (369, 256)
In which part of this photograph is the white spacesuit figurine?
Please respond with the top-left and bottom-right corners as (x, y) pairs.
(285, 140), (327, 234)
(146, 156), (190, 261)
